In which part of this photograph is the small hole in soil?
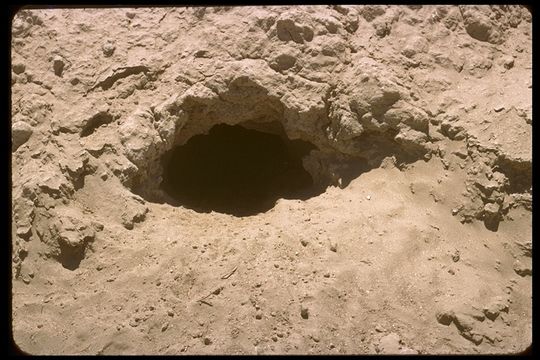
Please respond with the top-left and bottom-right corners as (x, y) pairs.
(160, 123), (322, 216)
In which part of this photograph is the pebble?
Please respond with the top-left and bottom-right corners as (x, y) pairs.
(494, 105), (505, 112)
(203, 337), (212, 345)
(161, 322), (169, 332)
(167, 310), (174, 317)
(300, 239), (308, 247)
(329, 243), (337, 252)
(12, 121), (33, 151)
(300, 306), (309, 319)
(102, 42), (115, 57)
(13, 62), (25, 74)
(126, 11), (136, 19)
(271, 335), (278, 342)
(255, 312), (262, 320)
(323, 272), (330, 278)
(513, 260), (532, 277)
(436, 310), (454, 326)
(366, 195), (371, 200)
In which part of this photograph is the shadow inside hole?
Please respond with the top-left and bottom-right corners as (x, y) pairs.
(58, 244), (84, 270)
(160, 123), (322, 217)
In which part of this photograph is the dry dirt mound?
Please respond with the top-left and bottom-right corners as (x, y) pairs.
(11, 6), (531, 355)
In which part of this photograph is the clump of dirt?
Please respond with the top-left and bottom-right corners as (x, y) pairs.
(11, 5), (531, 355)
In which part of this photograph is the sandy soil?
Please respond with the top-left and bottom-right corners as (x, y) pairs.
(11, 6), (531, 355)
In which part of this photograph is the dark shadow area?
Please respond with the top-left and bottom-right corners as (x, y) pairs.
(57, 243), (84, 270)
(161, 123), (321, 216)
(80, 112), (114, 137)
(494, 157), (532, 194)
(484, 216), (501, 232)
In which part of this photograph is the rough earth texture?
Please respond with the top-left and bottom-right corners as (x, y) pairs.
(11, 5), (531, 355)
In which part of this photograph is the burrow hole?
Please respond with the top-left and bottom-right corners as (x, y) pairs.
(160, 123), (325, 217)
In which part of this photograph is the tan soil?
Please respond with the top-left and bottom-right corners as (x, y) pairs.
(11, 5), (531, 355)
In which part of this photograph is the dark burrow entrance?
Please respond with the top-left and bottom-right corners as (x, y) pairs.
(160, 123), (323, 216)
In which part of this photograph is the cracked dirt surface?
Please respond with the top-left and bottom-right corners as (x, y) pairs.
(11, 5), (531, 355)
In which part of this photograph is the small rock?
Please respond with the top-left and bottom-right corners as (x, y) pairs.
(300, 239), (308, 247)
(300, 305), (309, 319)
(323, 272), (330, 278)
(436, 310), (454, 326)
(102, 42), (115, 57)
(494, 105), (505, 112)
(483, 202), (500, 217)
(203, 337), (212, 345)
(255, 312), (263, 320)
(375, 324), (384, 332)
(451, 208), (459, 216)
(161, 322), (169, 332)
(329, 243), (337, 252)
(16, 226), (32, 240)
(501, 56), (514, 69)
(513, 259), (532, 277)
(126, 11), (136, 19)
(12, 121), (33, 151)
(52, 56), (65, 77)
(271, 335), (278, 342)
(167, 310), (174, 317)
(452, 250), (460, 262)
(483, 296), (509, 321)
(366, 195), (371, 200)
(12, 62), (25, 74)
